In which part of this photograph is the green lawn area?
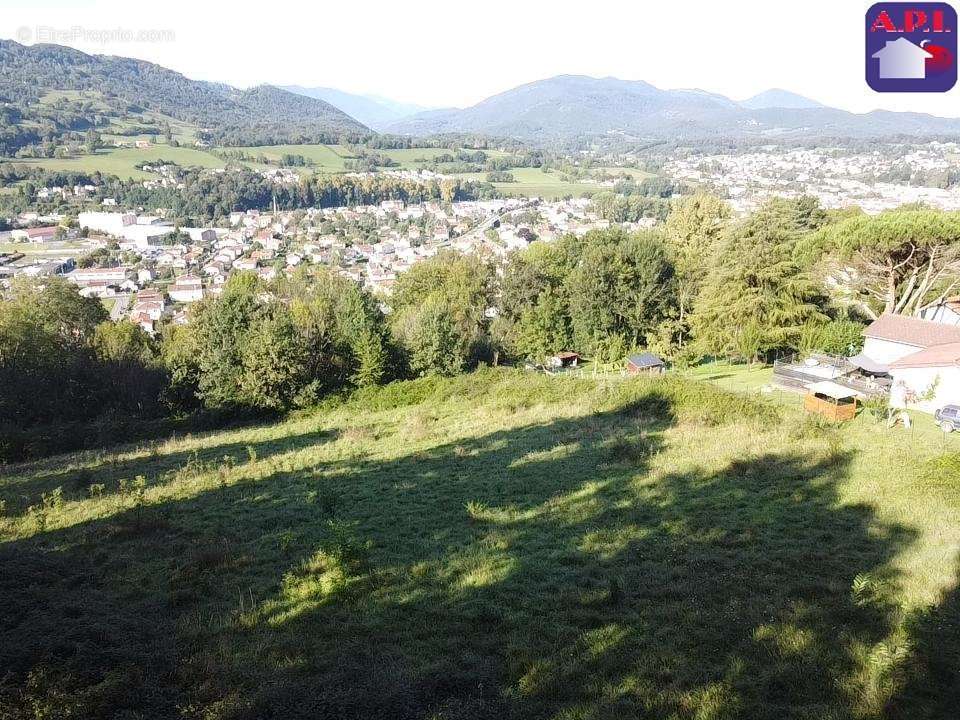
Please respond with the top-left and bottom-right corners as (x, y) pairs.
(683, 360), (776, 394)
(230, 144), (356, 172)
(455, 167), (602, 199)
(2, 368), (959, 717)
(18, 145), (225, 180)
(0, 241), (91, 255)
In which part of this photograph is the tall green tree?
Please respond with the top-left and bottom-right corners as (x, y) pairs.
(690, 201), (828, 360)
(565, 229), (675, 354)
(664, 194), (731, 345)
(391, 251), (493, 369)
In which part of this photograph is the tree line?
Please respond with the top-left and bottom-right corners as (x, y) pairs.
(3, 195), (957, 460)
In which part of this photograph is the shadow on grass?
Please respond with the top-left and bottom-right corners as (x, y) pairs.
(0, 425), (339, 515)
(0, 386), (936, 720)
(886, 559), (960, 719)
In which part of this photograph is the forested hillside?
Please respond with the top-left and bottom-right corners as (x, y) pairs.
(0, 40), (370, 155)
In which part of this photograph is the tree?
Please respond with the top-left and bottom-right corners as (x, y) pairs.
(565, 229), (675, 353)
(189, 272), (265, 409)
(84, 129), (102, 155)
(512, 289), (571, 363)
(663, 194), (731, 345)
(803, 209), (960, 318)
(239, 314), (311, 411)
(396, 295), (466, 377)
(391, 251), (493, 366)
(92, 320), (166, 415)
(690, 202), (828, 361)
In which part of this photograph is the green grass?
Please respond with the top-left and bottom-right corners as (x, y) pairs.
(2, 368), (959, 718)
(454, 167), (602, 199)
(17, 145), (226, 180)
(229, 144), (355, 172)
(0, 241), (91, 255)
(684, 360), (776, 394)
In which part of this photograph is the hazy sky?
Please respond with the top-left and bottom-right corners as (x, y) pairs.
(5, 0), (960, 117)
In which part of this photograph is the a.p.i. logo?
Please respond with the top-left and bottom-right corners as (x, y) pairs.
(866, 3), (957, 91)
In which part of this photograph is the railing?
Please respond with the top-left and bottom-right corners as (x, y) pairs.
(772, 359), (889, 398)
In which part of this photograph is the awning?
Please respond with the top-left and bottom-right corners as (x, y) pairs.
(808, 380), (858, 400)
(848, 353), (890, 375)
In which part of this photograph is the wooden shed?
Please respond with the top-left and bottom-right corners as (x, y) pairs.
(626, 352), (665, 375)
(804, 381), (859, 421)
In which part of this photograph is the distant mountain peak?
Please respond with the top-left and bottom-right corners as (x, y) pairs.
(281, 85), (432, 131)
(740, 88), (824, 110)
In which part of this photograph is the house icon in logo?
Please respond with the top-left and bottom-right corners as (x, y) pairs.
(871, 36), (934, 79)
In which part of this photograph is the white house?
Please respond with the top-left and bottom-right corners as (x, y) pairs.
(168, 275), (204, 303)
(889, 342), (960, 413)
(854, 314), (960, 372)
(872, 38), (933, 80)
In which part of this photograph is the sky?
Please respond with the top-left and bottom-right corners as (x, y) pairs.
(4, 0), (960, 117)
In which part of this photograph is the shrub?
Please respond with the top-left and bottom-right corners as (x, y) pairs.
(321, 520), (372, 574)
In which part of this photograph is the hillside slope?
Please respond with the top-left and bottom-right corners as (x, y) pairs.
(0, 40), (369, 151)
(1, 368), (958, 718)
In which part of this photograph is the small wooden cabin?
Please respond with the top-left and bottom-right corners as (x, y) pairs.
(804, 381), (859, 421)
(626, 352), (665, 375)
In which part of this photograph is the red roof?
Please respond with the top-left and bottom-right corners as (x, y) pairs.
(864, 314), (960, 348)
(890, 342), (960, 369)
(25, 226), (57, 237)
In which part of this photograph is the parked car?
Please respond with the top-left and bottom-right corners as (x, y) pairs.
(934, 404), (960, 433)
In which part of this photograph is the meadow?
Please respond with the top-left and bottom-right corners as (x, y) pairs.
(16, 145), (226, 181)
(1, 368), (959, 719)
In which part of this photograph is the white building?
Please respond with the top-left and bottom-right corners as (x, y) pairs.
(168, 275), (204, 303)
(889, 343), (960, 413)
(855, 314), (960, 414)
(78, 212), (173, 248)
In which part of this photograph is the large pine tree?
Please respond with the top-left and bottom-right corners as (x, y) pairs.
(690, 200), (827, 361)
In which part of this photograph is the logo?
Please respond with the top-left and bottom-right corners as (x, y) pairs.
(866, 3), (957, 92)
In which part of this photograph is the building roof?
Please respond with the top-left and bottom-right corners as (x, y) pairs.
(848, 352), (889, 374)
(627, 352), (664, 370)
(25, 226), (58, 236)
(627, 352), (664, 368)
(864, 313), (960, 348)
(890, 342), (960, 370)
(808, 380), (858, 400)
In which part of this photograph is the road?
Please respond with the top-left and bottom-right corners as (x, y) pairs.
(457, 199), (541, 244)
(110, 294), (131, 321)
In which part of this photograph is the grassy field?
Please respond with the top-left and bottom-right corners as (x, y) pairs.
(234, 144), (355, 172)
(1, 368), (959, 718)
(455, 167), (604, 199)
(17, 145), (226, 181)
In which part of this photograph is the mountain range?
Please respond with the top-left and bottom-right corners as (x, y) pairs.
(281, 85), (431, 130)
(382, 75), (960, 141)
(3, 39), (960, 152)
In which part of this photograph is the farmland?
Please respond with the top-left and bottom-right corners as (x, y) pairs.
(2, 368), (959, 718)
(9, 141), (648, 199)
(13, 145), (226, 180)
